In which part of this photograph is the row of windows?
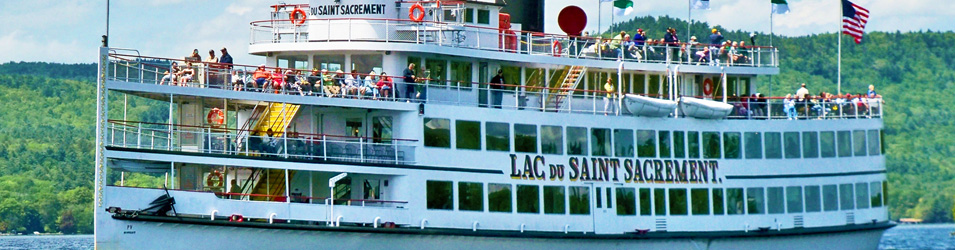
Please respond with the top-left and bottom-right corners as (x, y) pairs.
(426, 181), (887, 216)
(424, 118), (884, 159)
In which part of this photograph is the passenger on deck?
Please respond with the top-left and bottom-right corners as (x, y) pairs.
(270, 69), (285, 94)
(784, 94), (797, 120)
(490, 69), (505, 109)
(306, 69), (321, 96)
(621, 34), (638, 60)
(178, 66), (195, 86)
(736, 41), (751, 64)
(159, 62), (179, 85)
(360, 71), (379, 99)
(343, 70), (360, 97)
(252, 65), (270, 92)
(664, 28), (680, 62)
(322, 69), (340, 97)
(231, 69), (244, 91)
(633, 29), (646, 47)
(603, 78), (616, 115)
(377, 72), (393, 99)
(229, 179), (241, 199)
(285, 70), (304, 96)
(403, 63), (417, 101)
(695, 46), (711, 64)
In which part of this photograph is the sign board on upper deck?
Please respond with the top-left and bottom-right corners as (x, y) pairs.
(308, 0), (397, 18)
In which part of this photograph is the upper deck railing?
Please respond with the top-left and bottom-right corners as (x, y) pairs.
(104, 52), (881, 120)
(250, 18), (778, 68)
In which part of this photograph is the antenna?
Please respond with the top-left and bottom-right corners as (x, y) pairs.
(103, 0), (109, 47)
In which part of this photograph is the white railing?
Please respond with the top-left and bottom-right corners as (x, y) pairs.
(250, 18), (779, 68)
(104, 53), (882, 121)
(105, 121), (416, 165)
(725, 97), (884, 120)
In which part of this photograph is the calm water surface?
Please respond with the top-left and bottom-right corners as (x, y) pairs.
(0, 224), (951, 249)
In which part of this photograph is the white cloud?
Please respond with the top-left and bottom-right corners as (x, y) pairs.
(0, 30), (92, 63)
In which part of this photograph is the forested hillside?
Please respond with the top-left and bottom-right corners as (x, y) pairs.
(0, 16), (953, 234)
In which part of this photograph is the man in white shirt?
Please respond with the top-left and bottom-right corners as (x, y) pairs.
(795, 83), (809, 101)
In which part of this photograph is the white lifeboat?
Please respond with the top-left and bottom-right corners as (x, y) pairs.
(679, 97), (733, 119)
(621, 94), (678, 117)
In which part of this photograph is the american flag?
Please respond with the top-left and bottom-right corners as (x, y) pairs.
(841, 0), (869, 44)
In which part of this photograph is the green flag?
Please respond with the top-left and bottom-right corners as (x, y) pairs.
(601, 0), (634, 16)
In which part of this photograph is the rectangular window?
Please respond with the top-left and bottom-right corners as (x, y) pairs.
(450, 61), (472, 88)
(673, 131), (686, 158)
(855, 183), (870, 209)
(592, 128), (612, 156)
(486, 122), (510, 151)
(514, 124), (538, 153)
(746, 187), (765, 214)
(596, 188), (602, 208)
(654, 188), (667, 215)
(839, 184), (854, 210)
(837, 131), (852, 157)
(458, 182), (484, 211)
(703, 132), (722, 159)
(606, 187), (613, 209)
(868, 129), (881, 155)
(659, 131), (672, 158)
(350, 54), (383, 75)
(455, 120), (480, 150)
(567, 127), (588, 156)
(764, 132), (782, 159)
(870, 181), (883, 207)
(823, 185), (838, 211)
(637, 130), (656, 157)
(541, 125), (563, 155)
(802, 131), (819, 158)
(423, 118), (451, 148)
(727, 188), (744, 215)
(784, 132), (801, 159)
(477, 9), (490, 24)
(669, 189), (688, 215)
(688, 131), (701, 158)
(517, 185), (540, 213)
(712, 188), (725, 215)
(786, 186), (803, 213)
(425, 59), (447, 86)
(820, 131), (836, 158)
(744, 132), (762, 159)
(723, 132), (741, 159)
(853, 130), (868, 156)
(691, 188), (710, 215)
(488, 183), (512, 212)
(767, 187), (784, 214)
(544, 186), (566, 214)
(426, 180), (452, 210)
(614, 129), (635, 157)
(616, 188), (636, 215)
(464, 8), (475, 23)
(639, 188), (651, 215)
(839, 184), (855, 210)
(569, 186), (590, 215)
(805, 185), (822, 212)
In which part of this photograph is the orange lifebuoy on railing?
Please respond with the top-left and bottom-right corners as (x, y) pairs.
(409, 3), (426, 22)
(206, 170), (224, 188)
(552, 40), (563, 57)
(702, 78), (714, 96)
(207, 108), (225, 127)
(290, 8), (307, 26)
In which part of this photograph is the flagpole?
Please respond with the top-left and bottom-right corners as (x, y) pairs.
(687, 0), (692, 41)
(837, 1), (842, 95)
(598, 0), (602, 36)
(770, 5), (774, 47)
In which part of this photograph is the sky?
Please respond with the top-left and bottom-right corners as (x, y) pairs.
(0, 0), (952, 64)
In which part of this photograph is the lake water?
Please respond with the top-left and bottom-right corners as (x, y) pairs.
(0, 224), (951, 249)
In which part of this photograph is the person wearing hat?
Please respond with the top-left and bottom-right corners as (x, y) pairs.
(360, 71), (379, 99)
(204, 49), (219, 88)
(219, 47), (234, 87)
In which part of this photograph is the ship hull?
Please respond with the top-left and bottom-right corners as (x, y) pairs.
(96, 213), (889, 250)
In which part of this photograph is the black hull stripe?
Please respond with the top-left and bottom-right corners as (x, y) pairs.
(725, 170), (886, 180)
(105, 146), (503, 174)
(112, 214), (894, 240)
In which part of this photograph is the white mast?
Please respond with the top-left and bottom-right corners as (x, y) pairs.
(837, 1), (843, 95)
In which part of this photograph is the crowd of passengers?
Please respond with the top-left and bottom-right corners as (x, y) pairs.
(577, 27), (754, 66)
(157, 47), (398, 100)
(729, 83), (884, 120)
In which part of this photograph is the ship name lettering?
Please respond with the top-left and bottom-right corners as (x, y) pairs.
(509, 155), (721, 184)
(311, 4), (387, 16)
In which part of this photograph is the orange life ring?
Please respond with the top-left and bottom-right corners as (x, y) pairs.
(409, 3), (426, 22)
(207, 108), (225, 127)
(206, 170), (224, 188)
(552, 40), (563, 57)
(702, 78), (714, 96)
(290, 8), (307, 26)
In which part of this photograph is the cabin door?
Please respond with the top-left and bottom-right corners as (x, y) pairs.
(592, 184), (616, 234)
(478, 62), (489, 107)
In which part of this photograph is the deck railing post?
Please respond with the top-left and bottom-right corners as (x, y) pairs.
(359, 137), (365, 162)
(322, 135), (328, 160)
